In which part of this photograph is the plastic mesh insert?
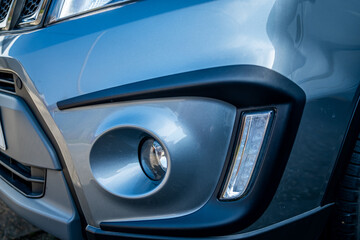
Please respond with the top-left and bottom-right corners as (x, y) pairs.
(21, 0), (41, 18)
(0, 0), (12, 22)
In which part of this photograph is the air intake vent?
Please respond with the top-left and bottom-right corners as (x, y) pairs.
(0, 151), (45, 198)
(21, 0), (41, 18)
(18, 0), (47, 26)
(0, 0), (12, 23)
(0, 72), (15, 94)
(0, 0), (49, 29)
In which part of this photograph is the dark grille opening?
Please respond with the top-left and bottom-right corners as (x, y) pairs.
(0, 151), (45, 198)
(0, 0), (12, 22)
(20, 0), (41, 18)
(0, 72), (15, 94)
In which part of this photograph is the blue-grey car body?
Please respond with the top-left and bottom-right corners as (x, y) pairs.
(0, 0), (358, 239)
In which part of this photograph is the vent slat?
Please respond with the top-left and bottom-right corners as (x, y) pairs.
(0, 72), (15, 94)
(0, 72), (14, 82)
(0, 79), (13, 84)
(0, 157), (44, 183)
(0, 151), (45, 198)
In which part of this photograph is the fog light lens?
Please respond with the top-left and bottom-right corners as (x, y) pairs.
(140, 138), (168, 181)
(221, 110), (273, 200)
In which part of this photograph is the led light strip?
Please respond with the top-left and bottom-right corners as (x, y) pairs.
(221, 110), (273, 200)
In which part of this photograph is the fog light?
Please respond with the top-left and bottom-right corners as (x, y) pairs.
(140, 138), (168, 181)
(221, 110), (273, 200)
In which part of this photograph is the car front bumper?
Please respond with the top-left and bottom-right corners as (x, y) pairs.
(0, 0), (359, 239)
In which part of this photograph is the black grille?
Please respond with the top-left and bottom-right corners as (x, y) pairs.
(0, 151), (45, 198)
(0, 0), (12, 22)
(20, 0), (41, 18)
(0, 72), (15, 94)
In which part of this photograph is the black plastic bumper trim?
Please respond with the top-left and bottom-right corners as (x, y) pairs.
(87, 204), (333, 240)
(57, 65), (303, 110)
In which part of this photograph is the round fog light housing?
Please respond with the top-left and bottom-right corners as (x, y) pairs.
(139, 138), (168, 181)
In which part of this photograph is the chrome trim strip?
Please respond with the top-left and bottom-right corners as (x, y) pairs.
(0, 0), (17, 30)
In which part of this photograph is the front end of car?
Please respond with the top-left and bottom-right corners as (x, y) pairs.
(0, 0), (359, 239)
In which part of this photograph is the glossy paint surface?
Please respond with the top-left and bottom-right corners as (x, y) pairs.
(54, 98), (236, 226)
(0, 0), (358, 233)
(0, 93), (60, 169)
